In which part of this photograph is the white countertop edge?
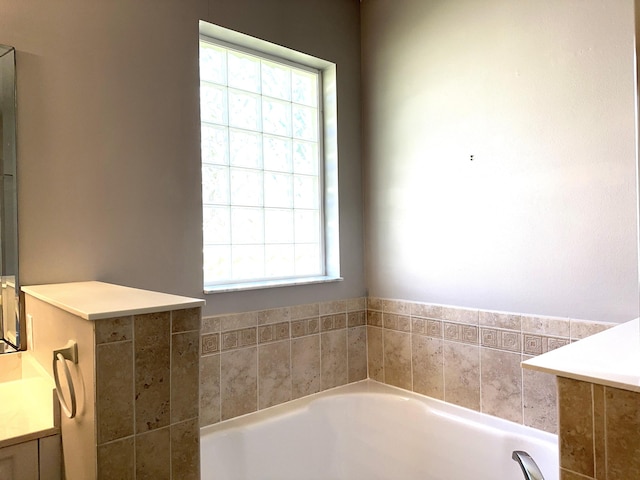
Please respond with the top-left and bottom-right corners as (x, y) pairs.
(521, 361), (640, 393)
(522, 318), (640, 393)
(22, 281), (205, 320)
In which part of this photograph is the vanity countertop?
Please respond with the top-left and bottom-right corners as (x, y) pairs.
(0, 376), (58, 448)
(22, 281), (205, 321)
(522, 318), (640, 392)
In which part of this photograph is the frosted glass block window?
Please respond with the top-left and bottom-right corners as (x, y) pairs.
(200, 36), (325, 289)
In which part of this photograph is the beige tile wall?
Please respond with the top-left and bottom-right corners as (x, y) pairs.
(199, 298), (368, 426)
(95, 308), (201, 480)
(558, 376), (640, 479)
(366, 297), (614, 434)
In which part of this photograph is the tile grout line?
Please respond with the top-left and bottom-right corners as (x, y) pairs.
(132, 315), (137, 480)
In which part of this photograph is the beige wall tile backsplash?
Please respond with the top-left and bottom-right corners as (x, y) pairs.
(94, 307), (201, 480)
(199, 295), (615, 440)
(365, 297), (614, 434)
(558, 376), (640, 480)
(200, 298), (368, 426)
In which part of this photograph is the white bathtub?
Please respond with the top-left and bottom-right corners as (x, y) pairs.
(201, 380), (558, 480)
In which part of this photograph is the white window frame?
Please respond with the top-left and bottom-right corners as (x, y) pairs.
(199, 21), (341, 293)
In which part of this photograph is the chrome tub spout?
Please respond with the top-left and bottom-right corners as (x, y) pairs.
(512, 450), (545, 480)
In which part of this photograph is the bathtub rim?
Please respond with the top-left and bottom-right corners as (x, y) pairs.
(200, 379), (558, 447)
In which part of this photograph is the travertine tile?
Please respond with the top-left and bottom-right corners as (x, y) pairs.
(441, 306), (478, 325)
(593, 385), (605, 480)
(384, 313), (411, 332)
(333, 313), (347, 330)
(171, 330), (199, 423)
(291, 335), (320, 399)
(480, 328), (499, 349)
(367, 297), (383, 311)
(412, 317), (426, 335)
(290, 302), (319, 320)
(444, 322), (478, 345)
(321, 329), (348, 390)
(522, 315), (570, 337)
(135, 313), (171, 433)
(605, 386), (640, 479)
(367, 310), (382, 327)
(544, 336), (570, 352)
(367, 326), (384, 382)
(201, 333), (219, 355)
(478, 311), (521, 330)
(258, 307), (291, 325)
(569, 319), (612, 341)
(383, 329), (411, 390)
(410, 302), (442, 320)
(220, 311), (257, 331)
(221, 330), (239, 350)
(347, 311), (366, 327)
(171, 418), (200, 480)
(199, 353), (220, 427)
(319, 299), (346, 315)
(443, 341), (480, 411)
(290, 320), (307, 338)
(499, 330), (521, 352)
(523, 334), (543, 355)
(321, 315), (335, 332)
(522, 359), (557, 434)
(426, 319), (442, 338)
(135, 427), (170, 480)
(135, 312), (171, 348)
(382, 299), (410, 314)
(95, 316), (132, 344)
(480, 349), (522, 423)
(347, 326), (367, 382)
(97, 437), (134, 480)
(220, 327), (257, 350)
(411, 334), (443, 400)
(307, 318), (319, 334)
(557, 377), (594, 478)
(258, 340), (291, 409)
(201, 316), (220, 334)
(96, 341), (134, 444)
(346, 297), (366, 312)
(258, 324), (275, 343)
(172, 308), (200, 333)
(220, 347), (257, 421)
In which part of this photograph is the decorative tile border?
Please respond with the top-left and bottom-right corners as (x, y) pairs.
(366, 297), (616, 433)
(199, 295), (615, 436)
(199, 298), (368, 427)
(366, 297), (612, 355)
(201, 333), (219, 355)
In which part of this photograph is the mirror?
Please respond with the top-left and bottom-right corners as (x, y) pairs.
(0, 44), (19, 354)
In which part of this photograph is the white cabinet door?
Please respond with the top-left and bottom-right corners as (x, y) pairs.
(0, 440), (39, 480)
(39, 435), (61, 480)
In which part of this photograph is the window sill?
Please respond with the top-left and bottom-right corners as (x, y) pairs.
(204, 276), (343, 294)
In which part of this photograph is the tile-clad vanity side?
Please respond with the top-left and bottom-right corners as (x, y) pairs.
(199, 297), (367, 426)
(366, 297), (615, 434)
(94, 307), (201, 480)
(557, 376), (640, 480)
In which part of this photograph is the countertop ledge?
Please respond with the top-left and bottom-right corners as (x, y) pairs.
(0, 376), (59, 449)
(22, 281), (205, 321)
(522, 318), (640, 393)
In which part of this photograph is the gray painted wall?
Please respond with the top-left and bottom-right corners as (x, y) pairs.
(2, 0), (637, 323)
(1, 0), (364, 316)
(361, 0), (639, 323)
